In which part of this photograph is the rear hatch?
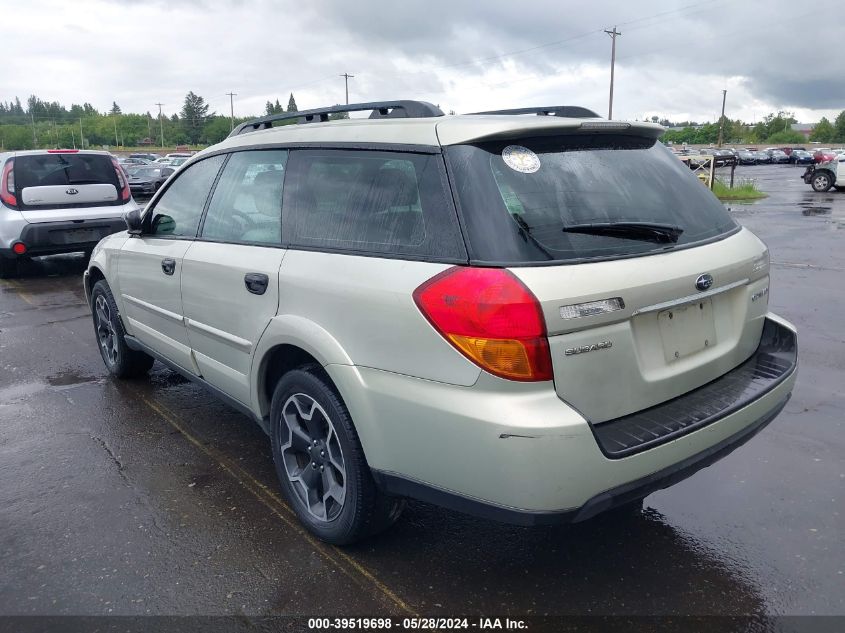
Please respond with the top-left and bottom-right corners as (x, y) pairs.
(445, 130), (771, 424)
(14, 152), (126, 222)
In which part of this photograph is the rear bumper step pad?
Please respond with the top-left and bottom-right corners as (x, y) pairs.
(591, 317), (797, 458)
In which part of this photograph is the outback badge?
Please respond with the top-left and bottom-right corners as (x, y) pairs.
(695, 273), (714, 291)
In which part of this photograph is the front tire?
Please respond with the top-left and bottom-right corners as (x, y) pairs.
(91, 279), (155, 378)
(811, 171), (833, 192)
(270, 367), (403, 545)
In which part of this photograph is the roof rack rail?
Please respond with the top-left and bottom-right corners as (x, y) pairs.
(229, 100), (444, 137)
(468, 106), (601, 119)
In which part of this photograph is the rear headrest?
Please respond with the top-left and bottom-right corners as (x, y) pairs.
(252, 169), (283, 216)
(367, 167), (418, 209)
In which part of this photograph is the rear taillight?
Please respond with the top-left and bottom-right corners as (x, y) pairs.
(110, 157), (131, 202)
(0, 159), (15, 207)
(413, 267), (553, 382)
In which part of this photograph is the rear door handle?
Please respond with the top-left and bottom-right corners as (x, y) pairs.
(244, 273), (269, 295)
(161, 258), (176, 276)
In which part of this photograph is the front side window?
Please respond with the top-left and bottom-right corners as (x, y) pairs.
(201, 150), (288, 245)
(147, 155), (225, 237)
(447, 135), (738, 264)
(282, 149), (465, 260)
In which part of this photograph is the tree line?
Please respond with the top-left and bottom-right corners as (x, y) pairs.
(0, 92), (301, 150)
(659, 110), (845, 145)
(4, 94), (844, 150)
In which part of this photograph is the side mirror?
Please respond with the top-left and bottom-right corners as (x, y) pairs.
(124, 208), (143, 236)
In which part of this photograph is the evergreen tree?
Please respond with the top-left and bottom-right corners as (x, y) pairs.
(180, 91), (211, 144)
(833, 110), (845, 143)
(110, 102), (121, 115)
(287, 93), (298, 113)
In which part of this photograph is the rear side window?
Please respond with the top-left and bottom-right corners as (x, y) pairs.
(201, 150), (287, 245)
(282, 149), (466, 261)
(447, 136), (738, 265)
(147, 155), (225, 237)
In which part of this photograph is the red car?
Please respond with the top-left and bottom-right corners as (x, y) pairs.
(813, 148), (838, 163)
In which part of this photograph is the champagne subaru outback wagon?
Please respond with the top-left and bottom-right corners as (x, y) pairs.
(84, 101), (797, 545)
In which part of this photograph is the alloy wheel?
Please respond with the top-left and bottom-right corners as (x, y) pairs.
(95, 295), (118, 366)
(279, 393), (347, 522)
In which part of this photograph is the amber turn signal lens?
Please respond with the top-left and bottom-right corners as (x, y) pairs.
(448, 335), (533, 380)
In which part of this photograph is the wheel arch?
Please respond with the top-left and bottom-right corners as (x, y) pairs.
(85, 264), (107, 307)
(813, 168), (836, 185)
(251, 315), (355, 420)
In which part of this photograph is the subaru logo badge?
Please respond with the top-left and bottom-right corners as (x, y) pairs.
(66, 188), (79, 195)
(695, 274), (714, 291)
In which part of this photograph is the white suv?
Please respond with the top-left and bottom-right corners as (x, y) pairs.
(0, 149), (139, 277)
(84, 101), (797, 545)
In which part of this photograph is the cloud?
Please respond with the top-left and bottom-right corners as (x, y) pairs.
(1, 0), (842, 124)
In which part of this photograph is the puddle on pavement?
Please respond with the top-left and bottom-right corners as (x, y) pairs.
(802, 208), (832, 216)
(46, 369), (100, 387)
(149, 368), (190, 388)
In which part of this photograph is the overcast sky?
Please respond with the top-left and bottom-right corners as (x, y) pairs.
(4, 0), (844, 124)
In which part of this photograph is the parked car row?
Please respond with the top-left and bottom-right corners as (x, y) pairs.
(673, 146), (843, 166)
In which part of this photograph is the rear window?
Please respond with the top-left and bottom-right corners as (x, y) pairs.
(16, 154), (117, 190)
(446, 135), (738, 265)
(282, 149), (466, 261)
(14, 153), (120, 209)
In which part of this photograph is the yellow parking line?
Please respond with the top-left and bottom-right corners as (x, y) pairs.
(135, 392), (416, 617)
(2, 279), (36, 307)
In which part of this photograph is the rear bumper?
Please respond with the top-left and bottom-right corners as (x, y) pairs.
(333, 313), (797, 523)
(129, 183), (157, 196)
(590, 317), (796, 458)
(373, 393), (789, 525)
(0, 217), (126, 258)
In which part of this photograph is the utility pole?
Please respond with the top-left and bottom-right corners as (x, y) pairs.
(71, 128), (76, 149)
(340, 73), (354, 105)
(226, 92), (237, 130)
(79, 117), (84, 149)
(113, 114), (119, 148)
(156, 103), (165, 148)
(604, 26), (621, 119)
(717, 89), (728, 148)
(30, 111), (37, 147)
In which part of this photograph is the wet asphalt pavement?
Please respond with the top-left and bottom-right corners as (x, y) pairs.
(0, 163), (843, 625)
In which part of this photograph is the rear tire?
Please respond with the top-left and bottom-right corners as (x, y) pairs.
(270, 366), (403, 545)
(91, 279), (155, 378)
(811, 171), (833, 192)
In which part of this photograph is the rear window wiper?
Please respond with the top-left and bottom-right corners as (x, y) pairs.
(561, 221), (684, 243)
(511, 213), (555, 259)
